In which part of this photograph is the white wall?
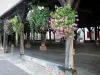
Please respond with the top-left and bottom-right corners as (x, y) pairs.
(0, 0), (21, 16)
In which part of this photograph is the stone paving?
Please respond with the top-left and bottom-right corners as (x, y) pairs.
(0, 50), (58, 75)
(0, 42), (100, 75)
(0, 60), (28, 75)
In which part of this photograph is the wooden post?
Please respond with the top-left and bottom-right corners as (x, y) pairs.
(84, 28), (85, 42)
(95, 26), (97, 41)
(99, 26), (100, 41)
(54, 32), (55, 41)
(11, 44), (14, 56)
(57, 0), (66, 7)
(20, 31), (24, 55)
(97, 26), (99, 40)
(65, 38), (70, 69)
(49, 31), (51, 42)
(65, 37), (75, 75)
(3, 33), (8, 53)
(0, 35), (3, 50)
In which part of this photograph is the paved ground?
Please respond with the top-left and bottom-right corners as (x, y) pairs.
(0, 50), (55, 75)
(0, 60), (28, 75)
(2, 42), (100, 75)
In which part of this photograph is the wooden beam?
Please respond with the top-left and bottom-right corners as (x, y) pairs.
(66, 0), (74, 6)
(73, 0), (80, 10)
(57, 0), (66, 7)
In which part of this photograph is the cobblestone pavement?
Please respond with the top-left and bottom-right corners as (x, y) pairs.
(0, 60), (28, 75)
(0, 50), (57, 75)
(0, 42), (100, 75)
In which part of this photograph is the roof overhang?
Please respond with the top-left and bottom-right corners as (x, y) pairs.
(0, 0), (23, 17)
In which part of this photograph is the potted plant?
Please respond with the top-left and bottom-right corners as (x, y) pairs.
(27, 6), (50, 50)
(49, 4), (78, 69)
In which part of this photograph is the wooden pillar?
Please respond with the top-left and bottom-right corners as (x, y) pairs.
(83, 28), (85, 42)
(20, 31), (24, 55)
(3, 19), (10, 53)
(49, 31), (51, 42)
(3, 32), (8, 53)
(99, 26), (100, 41)
(54, 32), (55, 41)
(97, 26), (99, 40)
(73, 0), (80, 10)
(57, 0), (66, 7)
(0, 34), (2, 50)
(95, 26), (97, 41)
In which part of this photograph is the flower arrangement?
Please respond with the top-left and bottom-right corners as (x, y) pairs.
(49, 4), (78, 38)
(27, 6), (50, 33)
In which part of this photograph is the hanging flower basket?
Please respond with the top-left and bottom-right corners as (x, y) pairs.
(49, 4), (78, 39)
(27, 6), (50, 50)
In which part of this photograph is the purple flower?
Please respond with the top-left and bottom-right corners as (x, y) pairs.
(60, 31), (63, 34)
(69, 35), (72, 38)
(55, 19), (58, 22)
(67, 28), (71, 33)
(72, 23), (78, 26)
(74, 27), (78, 30)
(60, 27), (63, 31)
(76, 15), (78, 17)
(50, 18), (54, 22)
(40, 26), (44, 30)
(76, 19), (79, 21)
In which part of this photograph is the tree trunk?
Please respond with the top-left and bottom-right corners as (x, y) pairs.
(40, 32), (47, 51)
(20, 31), (24, 55)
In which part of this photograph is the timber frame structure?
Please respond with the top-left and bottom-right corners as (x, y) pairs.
(0, 0), (100, 75)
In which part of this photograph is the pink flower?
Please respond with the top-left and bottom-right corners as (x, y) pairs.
(56, 31), (59, 34)
(69, 35), (72, 38)
(72, 23), (78, 26)
(54, 19), (58, 22)
(74, 27), (78, 30)
(67, 28), (71, 33)
(64, 29), (67, 33)
(40, 26), (44, 30)
(76, 15), (78, 17)
(60, 31), (63, 34)
(50, 18), (54, 22)
(76, 19), (79, 21)
(60, 27), (63, 31)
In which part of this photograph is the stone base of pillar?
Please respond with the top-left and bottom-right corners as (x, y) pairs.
(40, 45), (47, 51)
(4, 50), (9, 53)
(25, 42), (31, 48)
(65, 69), (77, 75)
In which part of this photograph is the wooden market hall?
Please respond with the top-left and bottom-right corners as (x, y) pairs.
(0, 0), (100, 75)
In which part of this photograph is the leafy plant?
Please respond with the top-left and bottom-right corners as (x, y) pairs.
(50, 4), (78, 38)
(27, 6), (50, 33)
(11, 16), (24, 46)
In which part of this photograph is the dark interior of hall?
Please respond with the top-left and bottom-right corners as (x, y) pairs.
(0, 0), (100, 28)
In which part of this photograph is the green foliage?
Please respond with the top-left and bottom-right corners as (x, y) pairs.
(52, 4), (76, 29)
(11, 16), (24, 34)
(8, 23), (14, 35)
(11, 16), (24, 45)
(27, 6), (50, 33)
(50, 4), (77, 38)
